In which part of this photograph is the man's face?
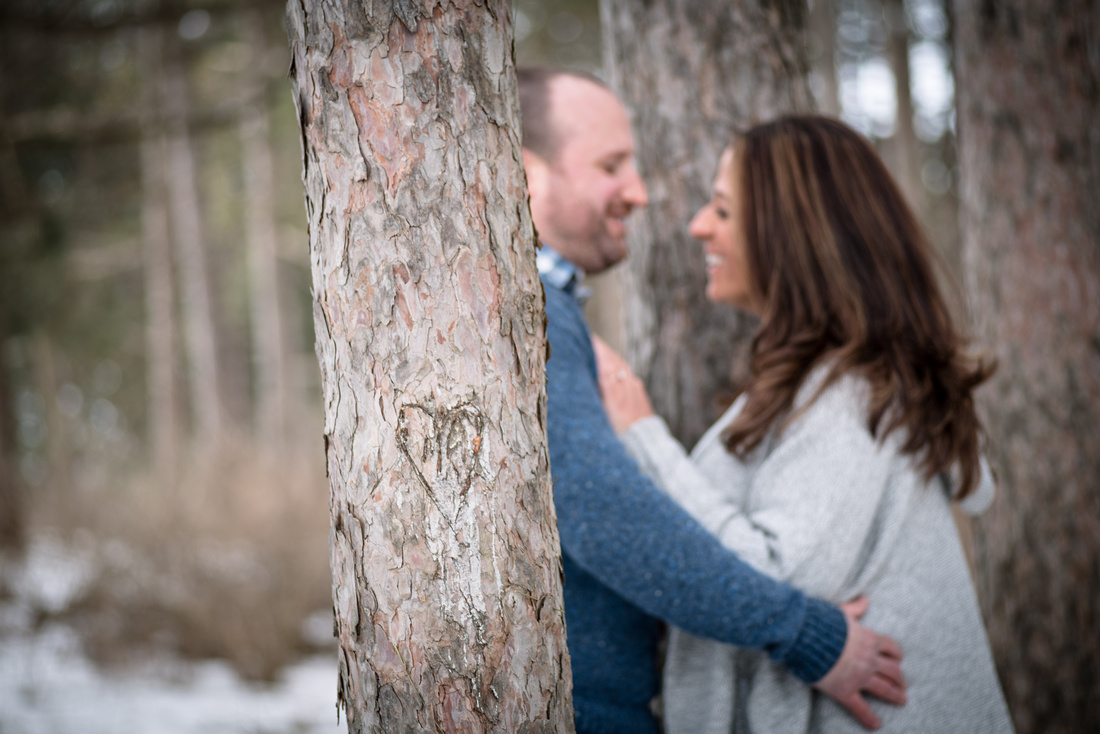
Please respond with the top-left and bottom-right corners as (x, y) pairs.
(526, 77), (648, 274)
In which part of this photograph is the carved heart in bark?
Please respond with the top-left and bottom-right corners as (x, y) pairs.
(396, 401), (484, 525)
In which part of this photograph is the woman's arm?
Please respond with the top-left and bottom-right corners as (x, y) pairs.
(617, 376), (896, 602)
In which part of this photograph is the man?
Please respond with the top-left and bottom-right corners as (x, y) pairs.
(517, 67), (906, 734)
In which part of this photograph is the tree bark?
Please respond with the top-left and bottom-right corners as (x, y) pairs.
(601, 0), (814, 447)
(139, 23), (180, 479)
(162, 32), (224, 439)
(954, 1), (1100, 731)
(241, 11), (289, 446)
(286, 1), (572, 731)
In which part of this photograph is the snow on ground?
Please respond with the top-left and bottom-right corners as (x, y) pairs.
(0, 534), (345, 734)
(0, 632), (344, 734)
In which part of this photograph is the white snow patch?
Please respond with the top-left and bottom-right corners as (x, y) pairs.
(0, 535), (344, 734)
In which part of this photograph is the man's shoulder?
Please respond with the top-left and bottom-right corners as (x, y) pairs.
(539, 278), (593, 377)
(540, 277), (584, 324)
(539, 274), (568, 301)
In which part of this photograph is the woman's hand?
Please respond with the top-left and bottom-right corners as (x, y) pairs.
(592, 335), (656, 434)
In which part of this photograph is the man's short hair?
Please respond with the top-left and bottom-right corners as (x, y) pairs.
(516, 66), (609, 161)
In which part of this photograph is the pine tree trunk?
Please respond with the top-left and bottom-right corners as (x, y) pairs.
(161, 33), (223, 439)
(286, 1), (573, 731)
(30, 333), (69, 499)
(954, 1), (1100, 731)
(241, 12), (288, 446)
(884, 0), (922, 212)
(810, 0), (840, 115)
(601, 0), (814, 447)
(139, 24), (179, 479)
(0, 345), (23, 553)
(0, 68), (27, 554)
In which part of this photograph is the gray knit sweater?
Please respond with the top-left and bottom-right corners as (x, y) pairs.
(620, 369), (1014, 733)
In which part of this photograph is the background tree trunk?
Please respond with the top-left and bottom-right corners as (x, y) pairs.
(286, 1), (573, 731)
(0, 349), (23, 554)
(139, 23), (179, 479)
(0, 69), (29, 555)
(810, 0), (840, 115)
(162, 32), (223, 440)
(883, 0), (922, 212)
(937, 0), (964, 285)
(30, 333), (69, 499)
(601, 0), (814, 447)
(241, 12), (288, 446)
(954, 1), (1100, 731)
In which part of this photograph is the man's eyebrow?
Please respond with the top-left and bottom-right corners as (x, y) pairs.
(598, 151), (631, 165)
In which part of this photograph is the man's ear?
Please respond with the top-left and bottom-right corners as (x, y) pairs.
(522, 148), (548, 202)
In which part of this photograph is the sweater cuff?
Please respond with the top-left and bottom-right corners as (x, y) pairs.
(618, 415), (669, 454)
(780, 596), (847, 684)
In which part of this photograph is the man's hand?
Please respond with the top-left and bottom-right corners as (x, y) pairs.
(813, 596), (906, 730)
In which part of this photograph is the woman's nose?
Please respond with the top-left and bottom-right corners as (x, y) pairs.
(688, 210), (708, 239)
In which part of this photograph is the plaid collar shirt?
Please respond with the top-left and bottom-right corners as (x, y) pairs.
(536, 246), (592, 305)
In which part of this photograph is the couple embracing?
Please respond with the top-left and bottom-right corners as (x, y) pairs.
(517, 67), (1012, 734)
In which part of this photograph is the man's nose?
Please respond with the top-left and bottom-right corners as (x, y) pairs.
(622, 167), (649, 209)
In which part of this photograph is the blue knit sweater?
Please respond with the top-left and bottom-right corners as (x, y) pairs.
(542, 278), (847, 734)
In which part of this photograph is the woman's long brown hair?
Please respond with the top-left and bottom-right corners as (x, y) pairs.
(723, 115), (993, 498)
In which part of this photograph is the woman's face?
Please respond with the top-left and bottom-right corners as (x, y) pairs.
(689, 147), (759, 313)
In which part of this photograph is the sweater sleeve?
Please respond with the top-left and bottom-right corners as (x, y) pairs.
(620, 376), (896, 601)
(543, 285), (846, 683)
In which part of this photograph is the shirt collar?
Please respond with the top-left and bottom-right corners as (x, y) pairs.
(536, 246), (592, 304)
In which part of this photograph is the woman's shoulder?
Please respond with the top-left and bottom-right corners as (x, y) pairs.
(792, 363), (871, 424)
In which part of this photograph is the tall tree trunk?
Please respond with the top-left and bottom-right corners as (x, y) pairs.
(601, 0), (814, 447)
(884, 0), (922, 211)
(241, 12), (288, 446)
(286, 1), (572, 731)
(30, 333), (69, 499)
(931, 2), (965, 289)
(139, 23), (179, 479)
(954, 1), (1100, 732)
(0, 346), (23, 554)
(0, 72), (27, 554)
(162, 32), (223, 440)
(810, 0), (840, 115)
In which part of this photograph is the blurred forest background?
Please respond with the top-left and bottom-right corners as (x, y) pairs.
(0, 0), (1093, 731)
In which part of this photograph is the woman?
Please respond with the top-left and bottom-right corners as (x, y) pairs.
(595, 116), (1013, 733)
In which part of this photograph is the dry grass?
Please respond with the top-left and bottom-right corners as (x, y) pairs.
(33, 434), (335, 681)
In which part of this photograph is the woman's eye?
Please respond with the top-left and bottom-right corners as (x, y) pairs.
(715, 208), (729, 220)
